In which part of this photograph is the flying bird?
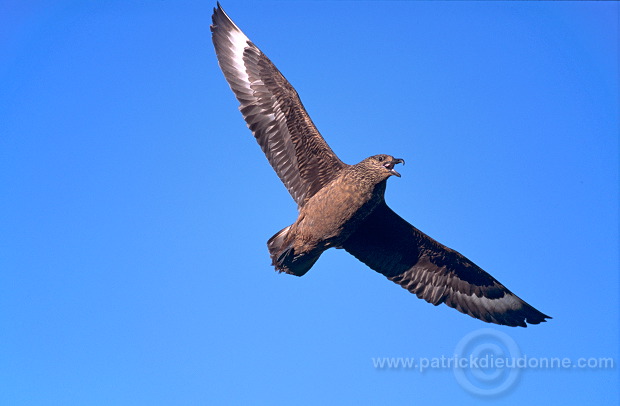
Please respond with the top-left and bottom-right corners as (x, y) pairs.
(210, 3), (550, 327)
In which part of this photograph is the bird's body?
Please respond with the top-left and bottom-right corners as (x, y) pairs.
(211, 3), (551, 327)
(268, 155), (399, 276)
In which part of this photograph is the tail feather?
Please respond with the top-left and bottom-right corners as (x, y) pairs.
(267, 225), (320, 276)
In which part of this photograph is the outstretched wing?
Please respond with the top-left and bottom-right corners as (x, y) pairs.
(211, 4), (347, 207)
(342, 202), (551, 327)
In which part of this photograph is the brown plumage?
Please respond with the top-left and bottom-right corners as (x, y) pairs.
(211, 3), (551, 327)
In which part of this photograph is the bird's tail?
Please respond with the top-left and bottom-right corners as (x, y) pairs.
(267, 225), (320, 277)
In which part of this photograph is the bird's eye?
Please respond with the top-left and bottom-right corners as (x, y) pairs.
(377, 156), (384, 162)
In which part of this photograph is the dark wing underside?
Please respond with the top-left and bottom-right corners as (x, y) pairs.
(342, 202), (551, 327)
(211, 4), (347, 207)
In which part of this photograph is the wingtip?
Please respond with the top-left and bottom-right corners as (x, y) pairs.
(526, 313), (552, 326)
(511, 307), (551, 328)
(211, 2), (243, 34)
(211, 2), (226, 24)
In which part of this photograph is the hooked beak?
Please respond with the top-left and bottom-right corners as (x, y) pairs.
(384, 158), (405, 177)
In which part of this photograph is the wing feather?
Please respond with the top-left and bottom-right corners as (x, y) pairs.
(343, 202), (551, 327)
(211, 4), (347, 207)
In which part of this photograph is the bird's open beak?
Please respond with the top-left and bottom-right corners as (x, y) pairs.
(385, 158), (405, 177)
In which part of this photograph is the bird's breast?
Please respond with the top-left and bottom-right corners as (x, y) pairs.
(295, 177), (385, 248)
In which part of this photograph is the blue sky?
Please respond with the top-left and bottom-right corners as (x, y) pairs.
(1, 1), (618, 404)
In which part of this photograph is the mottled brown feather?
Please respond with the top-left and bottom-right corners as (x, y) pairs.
(211, 4), (346, 207)
(342, 202), (550, 327)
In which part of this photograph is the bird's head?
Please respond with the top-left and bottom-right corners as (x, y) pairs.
(360, 154), (405, 180)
